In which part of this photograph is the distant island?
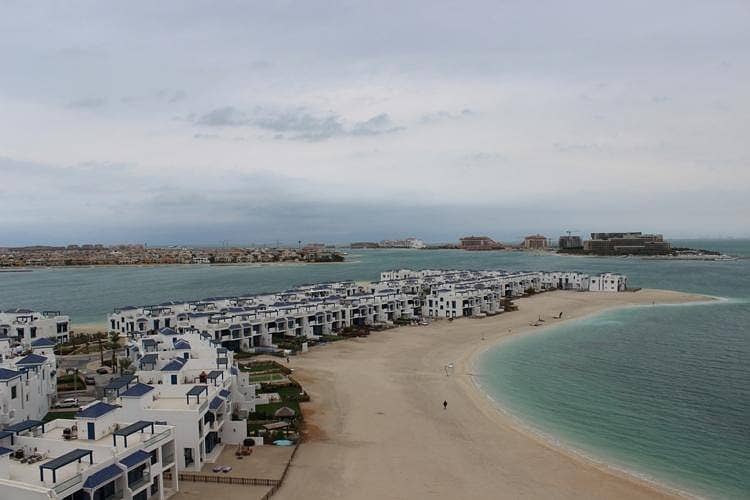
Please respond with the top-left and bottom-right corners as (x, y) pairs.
(0, 243), (345, 267)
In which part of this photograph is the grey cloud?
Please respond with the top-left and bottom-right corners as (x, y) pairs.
(351, 113), (404, 136)
(196, 106), (402, 141)
(196, 106), (249, 126)
(67, 97), (105, 109)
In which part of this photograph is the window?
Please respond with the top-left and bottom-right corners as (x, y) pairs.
(11, 386), (17, 399)
(17, 328), (24, 338)
(30, 327), (37, 338)
(150, 449), (158, 465)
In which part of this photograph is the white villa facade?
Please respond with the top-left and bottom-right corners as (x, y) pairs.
(108, 330), (262, 471)
(0, 310), (71, 346)
(0, 403), (177, 500)
(0, 338), (58, 428)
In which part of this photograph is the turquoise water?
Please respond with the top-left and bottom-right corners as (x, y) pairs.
(2, 239), (749, 497)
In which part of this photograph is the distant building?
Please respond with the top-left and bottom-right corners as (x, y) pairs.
(584, 232), (672, 255)
(523, 235), (548, 250)
(459, 236), (503, 251)
(558, 235), (583, 250)
(350, 242), (380, 249)
(379, 238), (426, 249)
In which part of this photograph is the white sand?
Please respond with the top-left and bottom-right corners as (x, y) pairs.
(275, 289), (711, 500)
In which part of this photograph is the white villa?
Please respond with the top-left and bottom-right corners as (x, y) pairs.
(0, 338), (58, 428)
(0, 403), (177, 500)
(106, 330), (263, 471)
(0, 310), (71, 346)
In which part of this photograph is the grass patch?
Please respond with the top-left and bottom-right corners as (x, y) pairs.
(43, 411), (77, 422)
(248, 373), (284, 383)
(249, 401), (301, 420)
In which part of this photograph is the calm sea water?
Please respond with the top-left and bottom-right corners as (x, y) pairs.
(2, 239), (749, 497)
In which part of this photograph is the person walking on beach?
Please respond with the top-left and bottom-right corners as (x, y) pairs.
(443, 400), (448, 410)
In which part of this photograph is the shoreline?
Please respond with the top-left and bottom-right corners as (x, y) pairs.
(462, 300), (718, 500)
(275, 289), (712, 500)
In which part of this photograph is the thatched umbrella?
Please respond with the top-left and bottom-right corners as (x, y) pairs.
(274, 406), (296, 419)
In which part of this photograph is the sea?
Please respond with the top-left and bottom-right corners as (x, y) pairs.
(2, 239), (748, 498)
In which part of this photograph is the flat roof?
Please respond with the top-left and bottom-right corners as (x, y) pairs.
(5, 419), (44, 434)
(41, 448), (93, 472)
(186, 385), (208, 396)
(113, 420), (155, 437)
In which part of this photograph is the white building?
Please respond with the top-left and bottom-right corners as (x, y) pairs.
(110, 330), (261, 471)
(0, 338), (58, 428)
(0, 404), (177, 500)
(588, 273), (628, 292)
(107, 269), (629, 350)
(0, 310), (71, 346)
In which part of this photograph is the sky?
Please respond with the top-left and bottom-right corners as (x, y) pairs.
(1, 1), (748, 245)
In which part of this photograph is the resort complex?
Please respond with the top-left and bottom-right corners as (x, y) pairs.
(0, 267), (630, 500)
(107, 269), (627, 349)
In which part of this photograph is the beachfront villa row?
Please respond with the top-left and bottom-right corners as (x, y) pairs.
(107, 289), (423, 348)
(106, 269), (628, 350)
(0, 338), (58, 428)
(113, 330), (262, 471)
(0, 310), (71, 347)
(0, 404), (177, 500)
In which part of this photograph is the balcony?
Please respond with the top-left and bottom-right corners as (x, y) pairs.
(128, 470), (151, 491)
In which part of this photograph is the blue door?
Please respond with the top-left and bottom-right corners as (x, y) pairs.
(171, 374), (177, 385)
(87, 422), (95, 440)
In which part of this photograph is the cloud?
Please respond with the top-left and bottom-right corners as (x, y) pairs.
(351, 113), (404, 136)
(196, 106), (249, 126)
(195, 106), (403, 141)
(67, 97), (105, 109)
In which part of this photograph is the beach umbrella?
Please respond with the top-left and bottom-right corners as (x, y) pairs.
(274, 406), (296, 419)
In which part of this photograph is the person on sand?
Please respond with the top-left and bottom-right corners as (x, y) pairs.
(443, 400), (448, 410)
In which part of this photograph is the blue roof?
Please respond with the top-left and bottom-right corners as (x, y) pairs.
(209, 396), (224, 410)
(140, 353), (158, 365)
(5, 420), (44, 433)
(173, 340), (191, 350)
(15, 353), (48, 365)
(159, 327), (178, 336)
(219, 389), (230, 398)
(41, 448), (92, 472)
(0, 447), (12, 456)
(186, 385), (207, 397)
(0, 368), (22, 381)
(120, 383), (154, 398)
(161, 358), (186, 371)
(76, 402), (118, 419)
(105, 375), (136, 391)
(83, 464), (123, 489)
(31, 338), (57, 347)
(119, 449), (151, 468)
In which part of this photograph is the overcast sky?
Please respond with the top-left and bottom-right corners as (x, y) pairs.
(1, 1), (748, 245)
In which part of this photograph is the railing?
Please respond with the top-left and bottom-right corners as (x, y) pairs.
(143, 429), (172, 447)
(166, 472), (279, 487)
(162, 453), (175, 466)
(53, 475), (83, 494)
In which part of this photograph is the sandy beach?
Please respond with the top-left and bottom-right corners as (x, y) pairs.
(275, 289), (711, 500)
